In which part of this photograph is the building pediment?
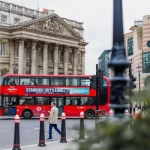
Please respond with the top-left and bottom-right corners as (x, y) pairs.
(12, 14), (82, 40)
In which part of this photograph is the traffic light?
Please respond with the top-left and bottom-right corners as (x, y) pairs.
(97, 69), (103, 89)
(90, 75), (96, 89)
(129, 75), (136, 89)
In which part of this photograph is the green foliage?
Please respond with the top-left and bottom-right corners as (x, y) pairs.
(72, 91), (150, 150)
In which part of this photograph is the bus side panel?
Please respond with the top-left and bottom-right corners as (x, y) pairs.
(16, 105), (24, 117)
(0, 108), (2, 116)
(64, 106), (81, 117)
(79, 106), (96, 114)
(79, 105), (110, 116)
(99, 105), (110, 115)
(17, 105), (51, 117)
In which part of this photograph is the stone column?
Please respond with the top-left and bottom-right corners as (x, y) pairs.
(64, 46), (69, 74)
(31, 41), (37, 74)
(43, 43), (48, 74)
(18, 40), (24, 74)
(54, 44), (59, 75)
(9, 40), (15, 74)
(81, 51), (86, 75)
(24, 47), (27, 74)
(73, 47), (78, 75)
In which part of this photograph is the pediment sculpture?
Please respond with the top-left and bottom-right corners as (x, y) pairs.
(33, 18), (65, 34)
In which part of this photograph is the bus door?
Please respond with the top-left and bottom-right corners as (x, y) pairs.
(51, 97), (64, 116)
(2, 96), (17, 115)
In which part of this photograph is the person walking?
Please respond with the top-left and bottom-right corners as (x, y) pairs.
(48, 102), (61, 139)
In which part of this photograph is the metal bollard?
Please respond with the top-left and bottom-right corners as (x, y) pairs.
(124, 109), (130, 117)
(60, 112), (67, 143)
(79, 111), (85, 140)
(134, 109), (141, 120)
(12, 115), (21, 150)
(108, 109), (114, 117)
(38, 113), (46, 147)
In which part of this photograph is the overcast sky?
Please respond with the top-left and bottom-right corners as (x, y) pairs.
(3, 0), (150, 74)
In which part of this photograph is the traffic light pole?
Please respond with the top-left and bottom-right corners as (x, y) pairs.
(96, 64), (99, 118)
(139, 72), (140, 92)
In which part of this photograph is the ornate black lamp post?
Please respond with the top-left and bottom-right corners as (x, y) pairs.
(108, 0), (130, 118)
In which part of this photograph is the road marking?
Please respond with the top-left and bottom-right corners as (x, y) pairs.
(33, 128), (39, 130)
(1, 138), (74, 150)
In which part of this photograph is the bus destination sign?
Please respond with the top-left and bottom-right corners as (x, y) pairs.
(25, 87), (89, 95)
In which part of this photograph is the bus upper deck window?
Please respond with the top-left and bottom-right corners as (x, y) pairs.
(35, 77), (49, 85)
(20, 77), (36, 85)
(80, 78), (90, 86)
(66, 78), (79, 86)
(3, 77), (18, 85)
(51, 77), (65, 86)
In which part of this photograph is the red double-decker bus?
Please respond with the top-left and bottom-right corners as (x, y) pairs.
(0, 74), (111, 119)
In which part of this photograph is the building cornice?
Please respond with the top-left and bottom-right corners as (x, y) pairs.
(78, 41), (89, 46)
(11, 27), (80, 41)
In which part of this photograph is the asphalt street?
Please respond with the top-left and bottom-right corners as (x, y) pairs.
(0, 119), (95, 150)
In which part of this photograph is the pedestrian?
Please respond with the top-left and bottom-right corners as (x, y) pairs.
(48, 102), (61, 139)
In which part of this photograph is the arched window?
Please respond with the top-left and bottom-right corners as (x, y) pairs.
(77, 53), (81, 65)
(69, 52), (72, 64)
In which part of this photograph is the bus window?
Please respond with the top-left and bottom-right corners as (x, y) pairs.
(81, 97), (89, 105)
(20, 77), (36, 85)
(35, 77), (49, 85)
(89, 97), (96, 105)
(80, 78), (90, 86)
(35, 97), (49, 105)
(51, 77), (65, 86)
(20, 97), (34, 105)
(81, 97), (96, 106)
(103, 79), (107, 86)
(3, 77), (19, 85)
(66, 97), (80, 105)
(10, 97), (17, 106)
(66, 78), (80, 86)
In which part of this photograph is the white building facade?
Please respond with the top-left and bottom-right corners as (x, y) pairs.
(124, 16), (150, 91)
(0, 1), (87, 76)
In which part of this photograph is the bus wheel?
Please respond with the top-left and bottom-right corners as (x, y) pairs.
(85, 110), (95, 119)
(22, 110), (33, 119)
